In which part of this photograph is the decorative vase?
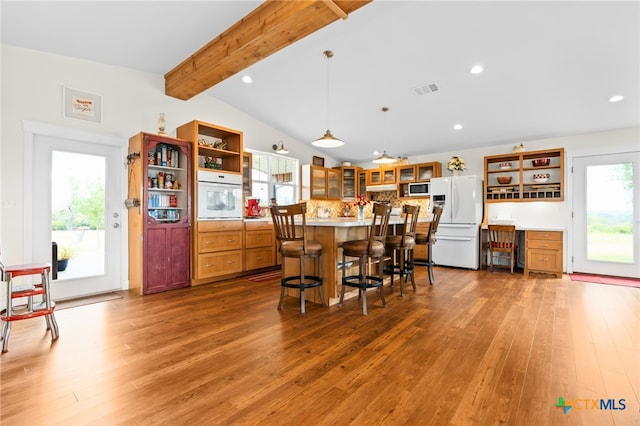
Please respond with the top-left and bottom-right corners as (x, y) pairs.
(453, 170), (461, 176)
(358, 206), (365, 221)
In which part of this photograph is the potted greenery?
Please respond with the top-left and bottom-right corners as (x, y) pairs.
(57, 246), (75, 272)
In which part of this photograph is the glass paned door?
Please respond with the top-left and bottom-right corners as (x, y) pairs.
(29, 126), (123, 300)
(51, 151), (106, 279)
(573, 152), (639, 277)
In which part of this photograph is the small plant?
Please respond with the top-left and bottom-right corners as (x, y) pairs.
(448, 155), (466, 172)
(57, 246), (75, 260)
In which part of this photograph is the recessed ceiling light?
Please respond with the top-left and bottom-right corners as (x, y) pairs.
(373, 151), (380, 156)
(242, 75), (253, 84)
(470, 65), (483, 74)
(609, 95), (624, 103)
(453, 124), (463, 130)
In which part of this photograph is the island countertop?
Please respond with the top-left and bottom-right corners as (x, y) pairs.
(247, 216), (429, 227)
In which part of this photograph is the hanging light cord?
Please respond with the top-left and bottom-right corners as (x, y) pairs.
(324, 50), (333, 131)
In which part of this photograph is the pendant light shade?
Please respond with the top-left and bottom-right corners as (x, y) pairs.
(312, 130), (344, 148)
(372, 151), (396, 164)
(373, 107), (396, 164)
(312, 50), (344, 148)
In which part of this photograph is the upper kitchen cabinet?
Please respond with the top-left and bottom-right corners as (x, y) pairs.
(176, 120), (243, 175)
(367, 166), (396, 186)
(485, 148), (564, 202)
(301, 165), (341, 200)
(397, 162), (442, 198)
(333, 165), (362, 200)
(242, 152), (252, 196)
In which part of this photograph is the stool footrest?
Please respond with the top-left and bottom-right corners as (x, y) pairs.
(281, 275), (322, 289)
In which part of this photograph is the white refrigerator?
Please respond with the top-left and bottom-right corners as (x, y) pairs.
(430, 175), (483, 269)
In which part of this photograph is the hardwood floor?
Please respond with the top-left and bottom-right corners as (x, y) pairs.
(1, 267), (638, 425)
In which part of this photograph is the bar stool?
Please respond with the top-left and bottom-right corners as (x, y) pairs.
(384, 204), (420, 296)
(270, 202), (325, 315)
(414, 205), (443, 285)
(339, 203), (392, 315)
(1, 255), (59, 353)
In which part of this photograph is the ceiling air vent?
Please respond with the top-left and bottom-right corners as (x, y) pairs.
(411, 82), (439, 96)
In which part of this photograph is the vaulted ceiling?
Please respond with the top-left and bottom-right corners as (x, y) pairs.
(2, 1), (638, 163)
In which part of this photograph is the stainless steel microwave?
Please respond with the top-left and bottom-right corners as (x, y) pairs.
(408, 182), (430, 196)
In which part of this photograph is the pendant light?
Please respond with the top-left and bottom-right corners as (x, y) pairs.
(373, 107), (397, 164)
(312, 50), (344, 148)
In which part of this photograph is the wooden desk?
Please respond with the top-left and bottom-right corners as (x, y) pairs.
(481, 225), (564, 278)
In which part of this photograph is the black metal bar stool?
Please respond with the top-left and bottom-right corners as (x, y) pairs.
(384, 204), (420, 296)
(339, 203), (392, 315)
(271, 202), (325, 315)
(414, 205), (443, 285)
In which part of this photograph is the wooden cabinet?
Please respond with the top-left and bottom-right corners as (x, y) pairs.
(244, 221), (275, 270)
(177, 120), (243, 176)
(367, 166), (396, 186)
(524, 230), (563, 278)
(397, 161), (442, 198)
(194, 220), (243, 284)
(127, 133), (191, 294)
(301, 165), (341, 200)
(414, 222), (431, 261)
(333, 166), (362, 200)
(242, 152), (252, 196)
(358, 170), (367, 197)
(484, 148), (564, 202)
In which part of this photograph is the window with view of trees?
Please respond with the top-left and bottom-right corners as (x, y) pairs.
(248, 150), (299, 206)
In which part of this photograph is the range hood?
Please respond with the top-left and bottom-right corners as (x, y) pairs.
(366, 184), (397, 192)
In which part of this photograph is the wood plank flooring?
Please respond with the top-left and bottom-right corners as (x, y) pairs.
(1, 267), (638, 425)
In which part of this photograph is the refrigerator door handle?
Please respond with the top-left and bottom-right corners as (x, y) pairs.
(436, 236), (474, 242)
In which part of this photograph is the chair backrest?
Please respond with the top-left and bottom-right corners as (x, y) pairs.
(401, 204), (420, 244)
(430, 205), (443, 235)
(488, 224), (516, 251)
(369, 202), (392, 251)
(271, 202), (308, 252)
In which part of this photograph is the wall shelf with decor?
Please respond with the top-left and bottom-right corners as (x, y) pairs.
(484, 148), (564, 202)
(176, 120), (243, 174)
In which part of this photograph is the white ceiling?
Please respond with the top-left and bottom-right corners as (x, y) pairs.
(2, 1), (638, 163)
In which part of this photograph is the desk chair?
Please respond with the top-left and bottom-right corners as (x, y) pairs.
(339, 203), (392, 315)
(488, 224), (517, 273)
(271, 203), (325, 315)
(1, 253), (59, 353)
(384, 204), (420, 296)
(415, 205), (443, 284)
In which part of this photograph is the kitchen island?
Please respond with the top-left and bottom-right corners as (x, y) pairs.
(281, 216), (428, 306)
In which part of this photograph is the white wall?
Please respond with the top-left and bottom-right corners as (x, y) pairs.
(2, 45), (638, 269)
(0, 45), (333, 265)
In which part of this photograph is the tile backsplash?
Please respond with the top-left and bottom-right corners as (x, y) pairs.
(303, 191), (430, 219)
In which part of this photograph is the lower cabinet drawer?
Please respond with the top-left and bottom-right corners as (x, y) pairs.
(245, 247), (275, 270)
(527, 239), (562, 250)
(198, 231), (242, 253)
(526, 249), (562, 273)
(414, 244), (428, 260)
(197, 250), (243, 278)
(245, 231), (274, 248)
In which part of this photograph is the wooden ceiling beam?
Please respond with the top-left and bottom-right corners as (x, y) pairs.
(165, 0), (371, 100)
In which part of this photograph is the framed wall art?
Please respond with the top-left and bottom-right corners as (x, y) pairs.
(63, 86), (103, 124)
(312, 155), (325, 167)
